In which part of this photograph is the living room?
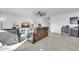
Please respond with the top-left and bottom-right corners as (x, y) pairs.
(0, 8), (79, 51)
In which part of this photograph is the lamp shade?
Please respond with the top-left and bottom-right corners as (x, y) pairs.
(0, 16), (5, 21)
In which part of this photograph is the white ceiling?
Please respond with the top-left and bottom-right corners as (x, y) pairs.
(0, 8), (79, 17)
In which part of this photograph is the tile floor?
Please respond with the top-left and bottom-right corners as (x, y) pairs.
(15, 33), (79, 51)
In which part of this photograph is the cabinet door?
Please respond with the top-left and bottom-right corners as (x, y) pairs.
(70, 28), (78, 37)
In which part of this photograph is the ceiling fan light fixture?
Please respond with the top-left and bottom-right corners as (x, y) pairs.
(33, 10), (47, 17)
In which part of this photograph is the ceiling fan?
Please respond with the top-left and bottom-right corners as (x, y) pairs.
(33, 10), (47, 17)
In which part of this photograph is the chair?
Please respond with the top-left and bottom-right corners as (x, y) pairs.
(61, 25), (70, 35)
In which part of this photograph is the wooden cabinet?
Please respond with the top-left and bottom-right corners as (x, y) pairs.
(21, 22), (30, 28)
(32, 27), (49, 43)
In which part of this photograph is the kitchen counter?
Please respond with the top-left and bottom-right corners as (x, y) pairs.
(61, 26), (79, 37)
(70, 27), (79, 37)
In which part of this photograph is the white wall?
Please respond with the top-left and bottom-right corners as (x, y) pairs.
(1, 10), (79, 33)
(0, 11), (50, 29)
(33, 16), (50, 27)
(50, 12), (79, 33)
(0, 11), (34, 29)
